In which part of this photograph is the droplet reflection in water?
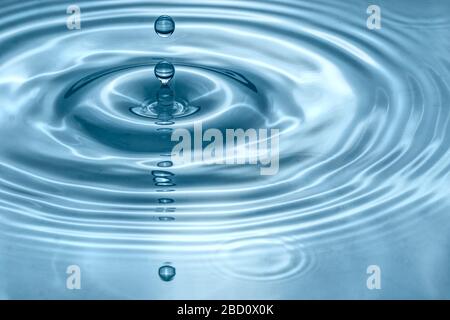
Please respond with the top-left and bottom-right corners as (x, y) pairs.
(154, 61), (175, 85)
(156, 85), (175, 109)
(154, 15), (175, 37)
(157, 128), (173, 134)
(158, 161), (173, 167)
(152, 170), (174, 177)
(155, 182), (176, 187)
(159, 264), (176, 281)
(159, 216), (175, 222)
(158, 198), (174, 204)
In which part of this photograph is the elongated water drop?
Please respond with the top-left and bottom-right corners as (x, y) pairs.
(154, 61), (175, 85)
(158, 160), (173, 167)
(159, 264), (176, 281)
(152, 170), (174, 177)
(159, 216), (175, 222)
(154, 15), (175, 37)
(156, 182), (176, 187)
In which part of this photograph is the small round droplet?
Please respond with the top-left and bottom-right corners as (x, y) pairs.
(159, 264), (176, 281)
(154, 15), (175, 37)
(158, 161), (173, 167)
(154, 61), (175, 85)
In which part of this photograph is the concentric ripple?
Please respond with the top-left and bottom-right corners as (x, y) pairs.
(0, 0), (450, 299)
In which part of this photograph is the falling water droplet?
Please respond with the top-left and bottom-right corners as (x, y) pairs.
(158, 264), (176, 281)
(154, 61), (175, 85)
(158, 161), (173, 167)
(154, 15), (175, 37)
(158, 198), (174, 204)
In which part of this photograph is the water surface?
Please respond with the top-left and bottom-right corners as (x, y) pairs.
(0, 0), (449, 299)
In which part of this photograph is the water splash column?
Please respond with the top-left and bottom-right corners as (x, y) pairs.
(153, 15), (177, 282)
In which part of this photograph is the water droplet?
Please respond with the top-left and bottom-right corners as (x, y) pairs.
(154, 177), (172, 183)
(152, 170), (174, 177)
(158, 198), (174, 204)
(158, 264), (176, 281)
(154, 61), (175, 85)
(156, 182), (176, 187)
(158, 161), (173, 167)
(159, 216), (175, 221)
(154, 15), (175, 38)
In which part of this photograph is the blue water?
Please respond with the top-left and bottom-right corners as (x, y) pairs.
(0, 0), (450, 299)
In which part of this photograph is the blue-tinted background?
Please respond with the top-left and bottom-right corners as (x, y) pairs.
(0, 0), (449, 299)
